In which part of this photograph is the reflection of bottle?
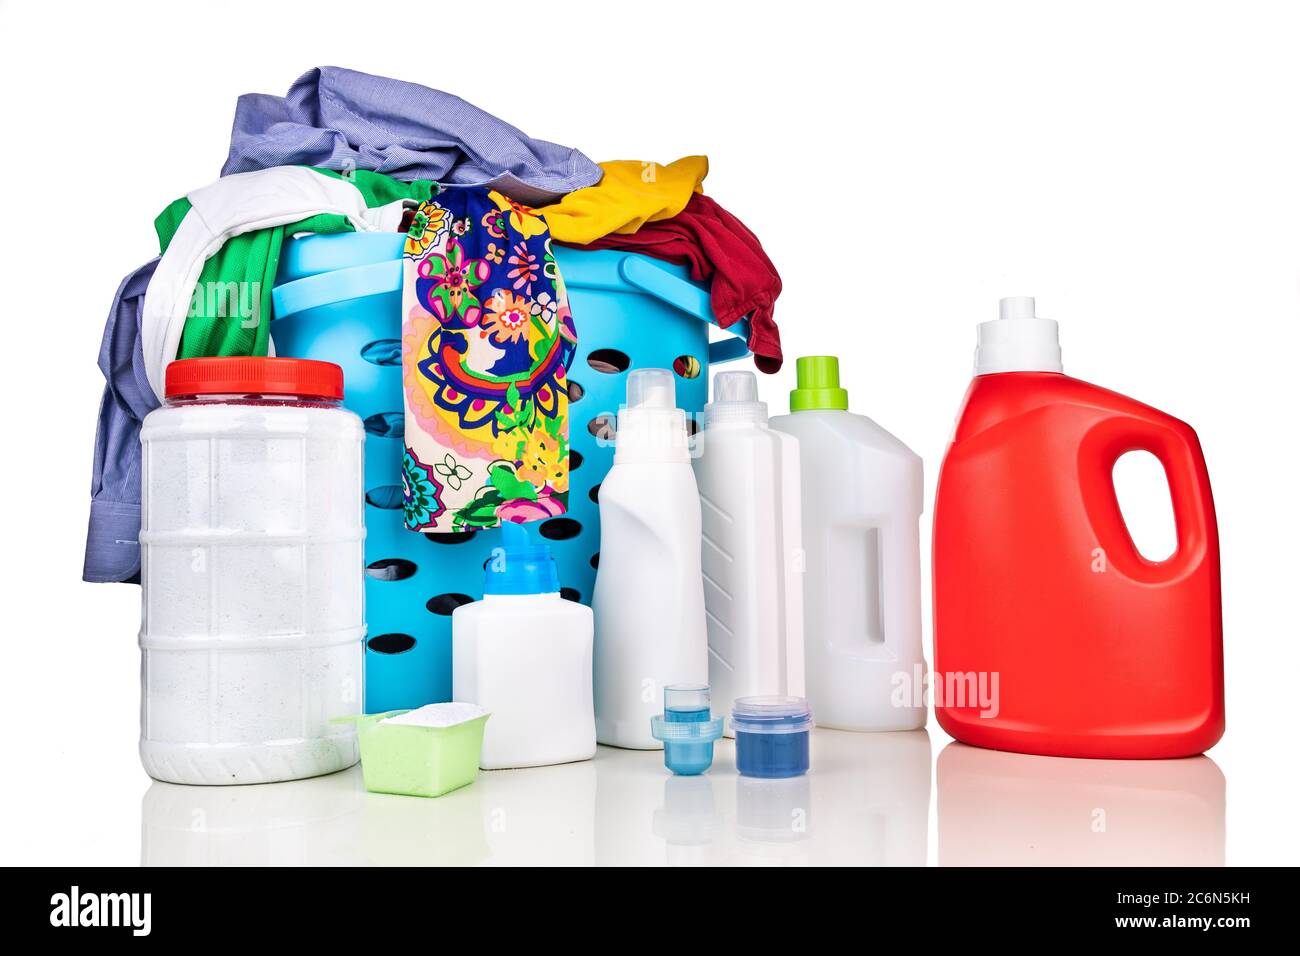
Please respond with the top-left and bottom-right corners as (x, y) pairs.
(693, 371), (805, 732)
(593, 369), (707, 749)
(477, 760), (598, 866)
(652, 775), (723, 867)
(594, 745), (694, 866)
(736, 774), (813, 845)
(812, 728), (931, 866)
(453, 522), (595, 769)
(141, 772), (365, 866)
(937, 742), (1226, 866)
(771, 356), (926, 732)
(933, 298), (1223, 758)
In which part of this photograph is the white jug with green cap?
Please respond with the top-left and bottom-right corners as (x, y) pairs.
(771, 356), (927, 732)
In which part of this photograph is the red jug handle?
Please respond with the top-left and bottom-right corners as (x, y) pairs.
(1078, 411), (1215, 584)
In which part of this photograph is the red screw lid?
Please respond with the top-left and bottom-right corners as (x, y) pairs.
(165, 357), (344, 400)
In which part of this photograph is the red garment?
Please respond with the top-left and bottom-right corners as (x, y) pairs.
(559, 194), (783, 372)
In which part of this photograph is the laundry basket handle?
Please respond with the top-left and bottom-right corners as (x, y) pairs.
(618, 256), (751, 365)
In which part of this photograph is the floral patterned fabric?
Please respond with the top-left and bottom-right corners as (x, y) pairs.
(402, 188), (574, 532)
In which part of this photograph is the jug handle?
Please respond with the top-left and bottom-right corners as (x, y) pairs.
(1078, 411), (1216, 584)
(829, 516), (912, 662)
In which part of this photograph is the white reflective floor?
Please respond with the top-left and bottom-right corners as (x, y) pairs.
(135, 730), (1227, 867)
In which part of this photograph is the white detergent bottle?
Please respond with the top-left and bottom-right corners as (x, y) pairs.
(771, 356), (927, 731)
(453, 521), (596, 769)
(693, 370), (806, 735)
(593, 368), (708, 749)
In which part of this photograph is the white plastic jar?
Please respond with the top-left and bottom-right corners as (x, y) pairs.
(139, 357), (365, 785)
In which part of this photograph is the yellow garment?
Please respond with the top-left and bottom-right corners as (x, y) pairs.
(537, 156), (708, 244)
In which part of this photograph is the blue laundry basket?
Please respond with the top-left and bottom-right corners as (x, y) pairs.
(271, 233), (750, 713)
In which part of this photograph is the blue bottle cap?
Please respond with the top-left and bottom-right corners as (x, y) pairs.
(729, 696), (814, 734)
(650, 684), (724, 775)
(483, 521), (560, 595)
(731, 696), (813, 779)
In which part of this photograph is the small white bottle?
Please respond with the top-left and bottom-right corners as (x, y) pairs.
(693, 370), (805, 734)
(771, 356), (927, 732)
(453, 522), (596, 769)
(593, 369), (708, 749)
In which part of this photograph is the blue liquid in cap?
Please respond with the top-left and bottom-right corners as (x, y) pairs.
(735, 727), (810, 778)
(665, 706), (711, 723)
(731, 697), (813, 779)
(665, 706), (715, 774)
(652, 687), (725, 775)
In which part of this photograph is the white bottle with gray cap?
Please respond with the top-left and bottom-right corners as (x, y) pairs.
(693, 370), (806, 734)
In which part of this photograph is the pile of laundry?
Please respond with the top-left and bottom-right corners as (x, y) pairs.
(84, 66), (783, 584)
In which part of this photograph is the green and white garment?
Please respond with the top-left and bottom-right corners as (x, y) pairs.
(142, 165), (433, 400)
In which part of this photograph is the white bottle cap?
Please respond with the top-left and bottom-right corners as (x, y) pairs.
(627, 368), (677, 409)
(973, 296), (1064, 375)
(616, 368), (690, 463)
(704, 370), (768, 426)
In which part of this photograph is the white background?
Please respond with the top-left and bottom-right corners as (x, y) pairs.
(1, 0), (1296, 865)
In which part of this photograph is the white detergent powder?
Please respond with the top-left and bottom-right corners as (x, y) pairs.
(139, 399), (366, 786)
(381, 703), (490, 728)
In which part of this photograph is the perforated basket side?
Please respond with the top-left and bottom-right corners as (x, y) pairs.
(273, 241), (744, 713)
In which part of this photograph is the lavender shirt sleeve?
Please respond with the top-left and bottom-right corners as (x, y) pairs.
(83, 259), (160, 583)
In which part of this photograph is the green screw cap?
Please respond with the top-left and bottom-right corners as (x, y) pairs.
(790, 355), (849, 412)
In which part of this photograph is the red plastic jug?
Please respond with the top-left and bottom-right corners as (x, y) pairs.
(932, 297), (1223, 759)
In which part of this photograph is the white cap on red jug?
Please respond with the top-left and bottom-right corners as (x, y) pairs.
(974, 296), (1064, 375)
